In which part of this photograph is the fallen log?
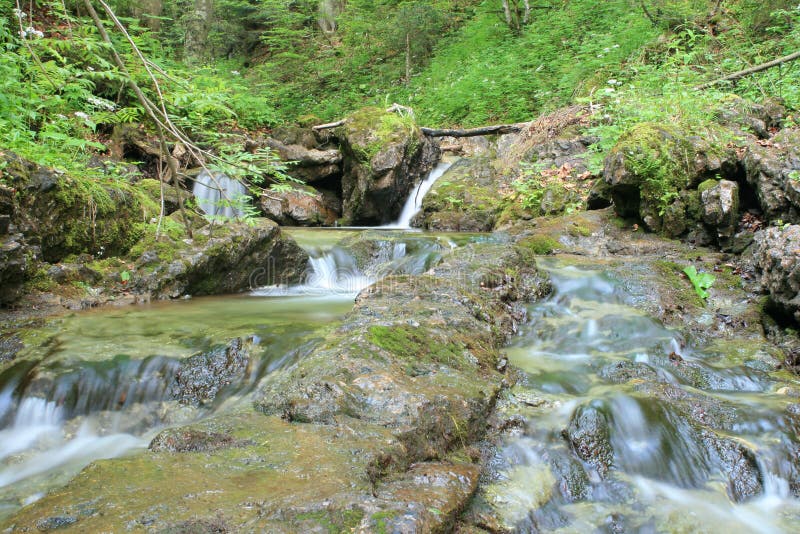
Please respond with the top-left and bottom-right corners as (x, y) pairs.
(312, 119), (347, 131)
(420, 123), (528, 138)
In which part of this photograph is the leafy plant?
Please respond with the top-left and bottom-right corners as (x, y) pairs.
(683, 265), (715, 301)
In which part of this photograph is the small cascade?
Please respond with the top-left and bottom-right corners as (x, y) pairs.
(192, 169), (249, 218)
(252, 234), (445, 297)
(383, 161), (453, 229)
(483, 259), (800, 532)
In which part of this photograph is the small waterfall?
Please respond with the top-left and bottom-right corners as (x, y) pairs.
(192, 170), (249, 219)
(383, 161), (453, 229)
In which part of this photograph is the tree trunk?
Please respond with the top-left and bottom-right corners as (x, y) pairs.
(522, 0), (531, 24)
(184, 0), (213, 63)
(502, 0), (513, 30)
(405, 32), (411, 86)
(132, 0), (163, 31)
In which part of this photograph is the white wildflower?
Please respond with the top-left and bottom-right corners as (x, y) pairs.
(607, 79), (618, 86)
(13, 9), (26, 19)
(230, 70), (240, 76)
(74, 111), (90, 120)
(87, 96), (116, 111)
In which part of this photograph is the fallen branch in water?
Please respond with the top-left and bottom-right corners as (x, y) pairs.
(420, 123), (527, 138)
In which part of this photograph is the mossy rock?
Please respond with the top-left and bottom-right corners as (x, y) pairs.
(338, 107), (438, 225)
(0, 151), (153, 263)
(603, 122), (728, 234)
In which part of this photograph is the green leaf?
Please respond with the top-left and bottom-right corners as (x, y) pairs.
(683, 265), (715, 302)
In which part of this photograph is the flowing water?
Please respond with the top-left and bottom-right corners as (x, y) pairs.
(0, 226), (483, 520)
(382, 160), (453, 229)
(484, 258), (800, 533)
(192, 170), (249, 218)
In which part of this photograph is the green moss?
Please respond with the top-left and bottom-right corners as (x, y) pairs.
(370, 511), (398, 534)
(345, 107), (420, 163)
(22, 267), (56, 293)
(367, 325), (468, 367)
(697, 178), (719, 195)
(516, 235), (560, 257)
(568, 224), (592, 237)
(293, 508), (365, 533)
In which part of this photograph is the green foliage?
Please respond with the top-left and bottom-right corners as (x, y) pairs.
(683, 265), (716, 301)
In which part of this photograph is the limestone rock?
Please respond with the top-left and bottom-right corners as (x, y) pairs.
(754, 224), (800, 324)
(261, 185), (338, 226)
(131, 218), (308, 298)
(742, 128), (800, 222)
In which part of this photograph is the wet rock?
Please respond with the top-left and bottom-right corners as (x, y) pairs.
(753, 225), (800, 324)
(339, 107), (438, 225)
(149, 428), (243, 452)
(34, 515), (77, 531)
(0, 233), (33, 305)
(370, 462), (481, 533)
(132, 218), (308, 298)
(0, 333), (23, 363)
(549, 452), (590, 502)
(564, 402), (613, 476)
(0, 150), (144, 263)
(171, 338), (253, 405)
(702, 430), (764, 502)
(742, 128), (800, 222)
(260, 185), (338, 226)
(598, 360), (658, 384)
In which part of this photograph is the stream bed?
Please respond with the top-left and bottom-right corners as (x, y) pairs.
(480, 258), (800, 533)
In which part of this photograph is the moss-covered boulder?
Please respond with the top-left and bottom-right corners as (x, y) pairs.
(416, 157), (504, 231)
(0, 151), (148, 263)
(339, 107), (439, 225)
(603, 123), (728, 236)
(131, 217), (308, 298)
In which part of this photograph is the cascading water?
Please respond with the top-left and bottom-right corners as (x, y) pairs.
(192, 169), (248, 218)
(480, 258), (800, 532)
(382, 160), (453, 229)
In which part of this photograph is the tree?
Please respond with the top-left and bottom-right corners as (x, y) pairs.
(501, 0), (531, 33)
(389, 1), (445, 85)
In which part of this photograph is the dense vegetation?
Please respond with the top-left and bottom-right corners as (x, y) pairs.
(1, 0), (799, 191)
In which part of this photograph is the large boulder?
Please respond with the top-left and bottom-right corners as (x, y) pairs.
(753, 224), (800, 324)
(742, 128), (800, 222)
(0, 150), (146, 263)
(338, 107), (439, 225)
(131, 217), (308, 298)
(261, 184), (339, 226)
(416, 157), (502, 231)
(700, 178), (740, 244)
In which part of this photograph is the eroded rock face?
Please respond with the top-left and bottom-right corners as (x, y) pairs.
(417, 157), (501, 231)
(339, 107), (439, 225)
(132, 218), (308, 298)
(603, 123), (728, 236)
(261, 185), (339, 226)
(261, 136), (342, 184)
(170, 337), (253, 406)
(0, 151), (144, 263)
(754, 224), (800, 324)
(742, 129), (800, 222)
(701, 179), (740, 244)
